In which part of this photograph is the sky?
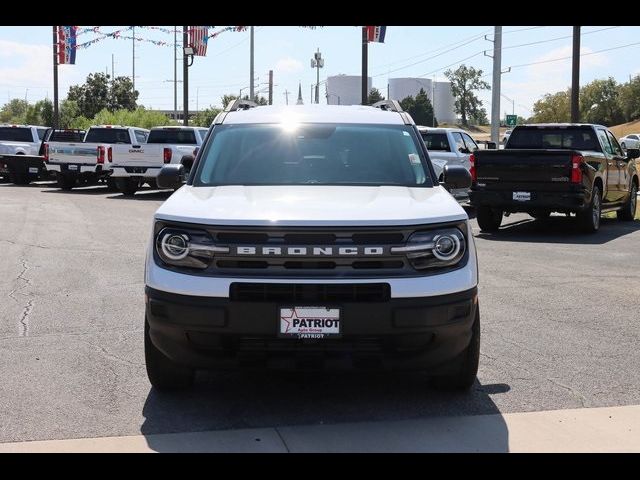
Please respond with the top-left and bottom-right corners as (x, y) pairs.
(1, 25), (639, 119)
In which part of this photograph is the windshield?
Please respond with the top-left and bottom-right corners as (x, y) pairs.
(194, 123), (433, 187)
(0, 127), (33, 142)
(84, 128), (131, 144)
(147, 129), (197, 144)
(507, 127), (600, 150)
(421, 132), (450, 151)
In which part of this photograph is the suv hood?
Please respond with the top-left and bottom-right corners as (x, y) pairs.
(155, 185), (468, 226)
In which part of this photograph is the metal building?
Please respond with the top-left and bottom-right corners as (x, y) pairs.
(325, 75), (372, 105)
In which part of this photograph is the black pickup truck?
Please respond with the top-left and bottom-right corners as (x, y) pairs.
(469, 124), (639, 233)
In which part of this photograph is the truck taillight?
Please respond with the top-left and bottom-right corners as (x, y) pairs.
(571, 154), (584, 183)
(97, 146), (105, 164)
(163, 148), (172, 164)
(43, 143), (49, 162)
(108, 146), (112, 163)
(469, 153), (477, 182)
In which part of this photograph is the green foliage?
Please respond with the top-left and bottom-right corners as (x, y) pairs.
(470, 107), (489, 125)
(221, 93), (268, 109)
(444, 64), (490, 126)
(618, 75), (640, 122)
(579, 77), (624, 126)
(193, 106), (222, 127)
(531, 90), (571, 123)
(0, 99), (30, 123)
(90, 107), (176, 129)
(367, 87), (385, 105)
(59, 99), (80, 128)
(39, 99), (53, 127)
(399, 89), (437, 127)
(67, 72), (139, 119)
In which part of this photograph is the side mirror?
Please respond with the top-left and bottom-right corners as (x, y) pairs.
(442, 164), (472, 190)
(626, 148), (640, 160)
(180, 154), (195, 173)
(157, 164), (185, 189)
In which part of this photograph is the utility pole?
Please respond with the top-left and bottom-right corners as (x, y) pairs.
(111, 54), (115, 78)
(249, 26), (255, 100)
(571, 26), (580, 122)
(174, 26), (177, 120)
(268, 70), (273, 105)
(361, 27), (368, 105)
(283, 89), (290, 105)
(132, 26), (136, 94)
(490, 26), (502, 146)
(183, 26), (189, 126)
(52, 26), (59, 129)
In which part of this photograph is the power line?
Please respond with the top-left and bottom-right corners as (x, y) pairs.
(502, 26), (620, 51)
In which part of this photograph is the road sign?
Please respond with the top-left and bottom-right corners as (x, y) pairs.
(506, 115), (517, 127)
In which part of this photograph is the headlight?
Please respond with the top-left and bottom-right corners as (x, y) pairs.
(155, 227), (228, 269)
(391, 228), (465, 270)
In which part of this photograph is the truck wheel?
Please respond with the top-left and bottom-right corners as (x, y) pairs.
(617, 182), (637, 221)
(577, 185), (601, 233)
(57, 175), (75, 191)
(116, 178), (139, 196)
(144, 319), (194, 391)
(105, 178), (118, 192)
(477, 207), (503, 232)
(431, 307), (480, 391)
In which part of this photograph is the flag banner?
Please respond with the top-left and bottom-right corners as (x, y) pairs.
(189, 26), (209, 56)
(366, 26), (387, 43)
(57, 26), (77, 64)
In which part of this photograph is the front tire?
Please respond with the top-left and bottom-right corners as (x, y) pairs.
(577, 185), (602, 233)
(116, 178), (140, 196)
(477, 206), (503, 232)
(431, 307), (480, 391)
(57, 174), (75, 191)
(144, 319), (194, 391)
(617, 182), (637, 221)
(105, 178), (118, 191)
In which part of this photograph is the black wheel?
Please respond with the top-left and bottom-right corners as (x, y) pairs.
(105, 178), (118, 191)
(476, 206), (503, 232)
(116, 178), (140, 196)
(617, 182), (637, 221)
(577, 185), (602, 233)
(146, 178), (158, 190)
(57, 174), (75, 191)
(145, 319), (194, 390)
(431, 307), (480, 391)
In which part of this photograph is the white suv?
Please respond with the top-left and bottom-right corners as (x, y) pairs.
(145, 100), (479, 391)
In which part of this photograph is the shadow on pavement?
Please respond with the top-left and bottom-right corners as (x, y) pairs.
(140, 372), (510, 452)
(476, 215), (640, 245)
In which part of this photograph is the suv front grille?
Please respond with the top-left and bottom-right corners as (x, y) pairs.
(230, 282), (391, 302)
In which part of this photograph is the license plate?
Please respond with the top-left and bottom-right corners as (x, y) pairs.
(68, 165), (78, 171)
(28, 167), (39, 173)
(513, 191), (531, 201)
(279, 307), (341, 339)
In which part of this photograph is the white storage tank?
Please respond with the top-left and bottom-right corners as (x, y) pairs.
(433, 81), (456, 124)
(325, 75), (372, 105)
(388, 77), (433, 103)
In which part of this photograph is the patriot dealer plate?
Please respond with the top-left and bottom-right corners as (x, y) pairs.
(279, 306), (341, 339)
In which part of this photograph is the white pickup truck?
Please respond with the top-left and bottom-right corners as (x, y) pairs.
(109, 126), (208, 195)
(45, 125), (150, 190)
(0, 124), (49, 156)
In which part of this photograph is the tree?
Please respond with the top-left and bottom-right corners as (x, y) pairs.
(470, 107), (489, 126)
(444, 64), (490, 126)
(193, 106), (222, 127)
(367, 87), (385, 105)
(91, 107), (175, 129)
(221, 94), (237, 109)
(399, 88), (437, 127)
(618, 75), (640, 122)
(67, 72), (138, 119)
(221, 93), (268, 109)
(531, 90), (571, 123)
(0, 99), (29, 123)
(579, 77), (623, 126)
(59, 99), (81, 128)
(39, 99), (53, 127)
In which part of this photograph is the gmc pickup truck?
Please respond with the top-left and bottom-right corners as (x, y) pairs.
(469, 124), (639, 233)
(45, 125), (150, 190)
(109, 126), (207, 195)
(0, 124), (48, 156)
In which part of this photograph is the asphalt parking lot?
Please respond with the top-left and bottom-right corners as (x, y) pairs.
(1, 181), (639, 448)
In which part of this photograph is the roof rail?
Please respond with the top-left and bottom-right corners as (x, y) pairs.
(372, 100), (404, 113)
(225, 98), (259, 112)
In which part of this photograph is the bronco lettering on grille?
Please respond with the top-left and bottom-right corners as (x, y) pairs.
(235, 246), (385, 256)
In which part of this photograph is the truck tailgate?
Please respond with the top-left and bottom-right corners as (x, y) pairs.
(48, 142), (98, 164)
(111, 144), (163, 167)
(475, 149), (575, 186)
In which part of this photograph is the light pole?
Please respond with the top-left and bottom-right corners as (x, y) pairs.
(501, 94), (515, 116)
(310, 48), (324, 104)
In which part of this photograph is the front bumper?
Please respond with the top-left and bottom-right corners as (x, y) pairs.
(145, 285), (478, 372)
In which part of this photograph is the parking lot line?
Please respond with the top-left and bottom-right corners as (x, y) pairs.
(0, 404), (637, 452)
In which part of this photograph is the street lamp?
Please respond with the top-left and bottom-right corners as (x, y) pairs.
(310, 49), (324, 104)
(183, 46), (195, 67)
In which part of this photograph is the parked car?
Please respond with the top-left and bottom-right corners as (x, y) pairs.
(0, 124), (48, 156)
(469, 123), (639, 233)
(618, 133), (640, 150)
(44, 125), (149, 190)
(109, 125), (208, 195)
(144, 99), (479, 391)
(417, 126), (478, 199)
